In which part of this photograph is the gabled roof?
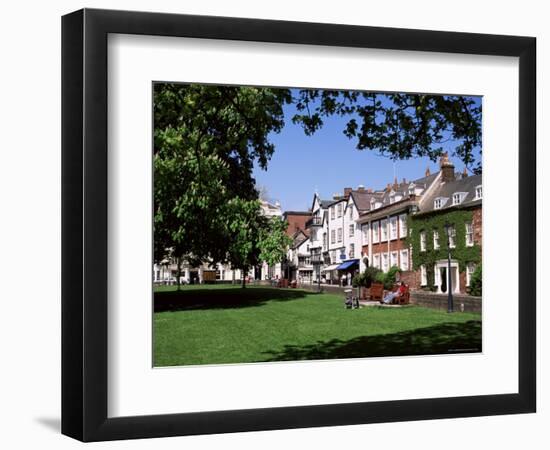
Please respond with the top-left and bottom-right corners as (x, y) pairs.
(418, 173), (482, 214)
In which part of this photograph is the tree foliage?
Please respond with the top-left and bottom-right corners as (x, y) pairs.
(153, 83), (292, 265)
(292, 90), (482, 173)
(258, 217), (292, 268)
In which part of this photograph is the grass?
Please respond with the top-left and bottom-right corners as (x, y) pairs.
(153, 285), (482, 367)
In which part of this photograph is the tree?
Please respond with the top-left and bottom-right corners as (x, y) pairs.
(258, 216), (292, 270)
(224, 198), (266, 288)
(292, 91), (482, 173)
(153, 83), (292, 265)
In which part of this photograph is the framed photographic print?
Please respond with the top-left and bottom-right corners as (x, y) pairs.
(62, 8), (536, 442)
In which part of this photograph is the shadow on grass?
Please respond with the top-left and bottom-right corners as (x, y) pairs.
(154, 287), (315, 312)
(261, 320), (482, 361)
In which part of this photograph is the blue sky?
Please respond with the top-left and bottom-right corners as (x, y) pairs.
(253, 91), (482, 212)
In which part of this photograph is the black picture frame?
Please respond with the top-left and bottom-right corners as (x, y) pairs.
(62, 8), (536, 442)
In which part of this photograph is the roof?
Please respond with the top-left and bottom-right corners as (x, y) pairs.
(348, 190), (384, 212)
(283, 211), (311, 216)
(418, 173), (482, 214)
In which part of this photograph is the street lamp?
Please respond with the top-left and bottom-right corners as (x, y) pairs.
(444, 222), (454, 313)
(311, 249), (321, 293)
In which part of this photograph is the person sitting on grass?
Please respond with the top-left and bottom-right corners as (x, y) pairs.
(383, 282), (407, 304)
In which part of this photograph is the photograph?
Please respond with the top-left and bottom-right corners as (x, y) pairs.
(152, 83), (483, 367)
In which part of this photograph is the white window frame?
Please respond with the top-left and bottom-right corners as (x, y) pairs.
(420, 231), (426, 251)
(349, 224), (354, 237)
(390, 251), (398, 268)
(382, 253), (389, 272)
(331, 229), (335, 244)
(466, 262), (476, 286)
(349, 204), (354, 219)
(337, 203), (342, 218)
(420, 264), (427, 286)
(433, 229), (440, 250)
(449, 226), (456, 248)
(372, 221), (379, 244)
(399, 214), (407, 238)
(362, 225), (369, 245)
(400, 249), (409, 271)
(380, 219), (388, 242)
(475, 185), (482, 200)
(331, 206), (335, 220)
(434, 198), (443, 209)
(337, 227), (342, 243)
(349, 243), (355, 258)
(373, 254), (380, 269)
(465, 222), (474, 246)
(389, 216), (398, 240)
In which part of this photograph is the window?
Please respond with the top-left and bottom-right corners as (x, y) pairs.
(331, 250), (336, 262)
(448, 226), (456, 248)
(420, 231), (426, 251)
(306, 244), (310, 252)
(390, 251), (398, 268)
(349, 224), (354, 237)
(433, 230), (440, 250)
(349, 205), (354, 219)
(466, 262), (476, 286)
(372, 221), (379, 243)
(400, 249), (409, 271)
(362, 225), (369, 245)
(331, 206), (335, 220)
(434, 198), (443, 209)
(323, 233), (327, 250)
(399, 214), (407, 238)
(337, 227), (342, 242)
(465, 222), (474, 246)
(420, 265), (427, 286)
(331, 230), (335, 244)
(382, 253), (389, 272)
(349, 243), (355, 258)
(373, 254), (380, 269)
(337, 203), (342, 218)
(452, 192), (464, 205)
(390, 216), (398, 240)
(475, 185), (482, 200)
(380, 219), (388, 241)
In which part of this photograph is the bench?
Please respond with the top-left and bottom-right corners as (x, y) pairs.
(369, 282), (384, 302)
(380, 284), (410, 305)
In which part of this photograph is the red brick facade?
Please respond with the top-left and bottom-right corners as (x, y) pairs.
(283, 212), (311, 237)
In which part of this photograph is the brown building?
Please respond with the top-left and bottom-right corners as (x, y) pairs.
(283, 211), (311, 237)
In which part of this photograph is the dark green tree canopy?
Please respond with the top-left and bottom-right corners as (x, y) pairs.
(291, 90), (482, 173)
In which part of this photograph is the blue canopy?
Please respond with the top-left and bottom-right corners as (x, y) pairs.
(336, 259), (359, 271)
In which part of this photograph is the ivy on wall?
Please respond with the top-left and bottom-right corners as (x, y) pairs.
(406, 209), (481, 290)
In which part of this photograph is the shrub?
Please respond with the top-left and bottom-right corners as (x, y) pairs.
(353, 266), (383, 288)
(469, 264), (482, 296)
(371, 266), (402, 290)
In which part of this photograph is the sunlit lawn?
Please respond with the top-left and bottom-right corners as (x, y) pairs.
(153, 285), (481, 367)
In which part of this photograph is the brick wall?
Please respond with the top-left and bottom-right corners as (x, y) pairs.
(410, 291), (481, 313)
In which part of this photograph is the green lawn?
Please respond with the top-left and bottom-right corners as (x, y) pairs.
(154, 285), (481, 367)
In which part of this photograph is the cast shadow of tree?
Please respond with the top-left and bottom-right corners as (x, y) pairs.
(154, 287), (315, 312)
(262, 320), (482, 361)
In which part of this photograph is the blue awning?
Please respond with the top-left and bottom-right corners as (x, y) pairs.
(336, 259), (359, 270)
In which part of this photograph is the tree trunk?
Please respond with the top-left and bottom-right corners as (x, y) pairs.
(241, 267), (247, 288)
(176, 257), (182, 291)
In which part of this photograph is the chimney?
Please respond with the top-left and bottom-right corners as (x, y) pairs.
(425, 166), (431, 177)
(386, 183), (392, 192)
(344, 187), (352, 197)
(402, 178), (407, 185)
(357, 184), (365, 192)
(367, 188), (373, 193)
(393, 177), (398, 189)
(333, 193), (341, 200)
(439, 152), (455, 183)
(462, 167), (468, 178)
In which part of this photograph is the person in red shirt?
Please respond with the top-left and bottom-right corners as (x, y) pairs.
(383, 282), (407, 304)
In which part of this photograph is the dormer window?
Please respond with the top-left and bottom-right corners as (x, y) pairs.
(434, 197), (448, 210)
(452, 192), (467, 205)
(408, 183), (416, 196)
(475, 185), (482, 200)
